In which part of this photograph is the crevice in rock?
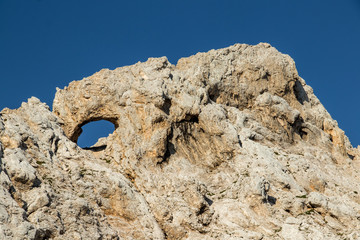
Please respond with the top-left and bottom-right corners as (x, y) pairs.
(34, 228), (53, 240)
(291, 116), (308, 141)
(208, 84), (220, 103)
(158, 114), (199, 166)
(53, 137), (59, 155)
(177, 114), (199, 124)
(293, 79), (309, 104)
(204, 196), (213, 206)
(158, 127), (175, 166)
(264, 195), (277, 206)
(161, 97), (172, 115)
(197, 204), (207, 216)
(261, 72), (271, 81)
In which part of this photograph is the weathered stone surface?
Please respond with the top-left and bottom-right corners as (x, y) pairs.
(1, 43), (360, 239)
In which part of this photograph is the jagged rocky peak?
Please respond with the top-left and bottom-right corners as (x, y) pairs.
(1, 43), (360, 239)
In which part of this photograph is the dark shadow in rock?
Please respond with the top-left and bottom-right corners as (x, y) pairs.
(177, 114), (199, 124)
(163, 141), (175, 162)
(32, 178), (42, 188)
(22, 201), (28, 211)
(19, 140), (28, 151)
(293, 79), (309, 104)
(208, 84), (220, 103)
(238, 136), (243, 147)
(265, 196), (277, 206)
(158, 128), (176, 166)
(83, 145), (107, 152)
(204, 196), (213, 206)
(161, 97), (172, 115)
(34, 228), (53, 240)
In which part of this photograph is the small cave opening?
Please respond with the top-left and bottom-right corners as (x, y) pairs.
(76, 120), (116, 150)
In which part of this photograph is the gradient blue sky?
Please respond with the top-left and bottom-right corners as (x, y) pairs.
(1, 0), (359, 147)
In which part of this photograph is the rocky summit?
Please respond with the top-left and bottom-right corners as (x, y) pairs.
(1, 43), (360, 240)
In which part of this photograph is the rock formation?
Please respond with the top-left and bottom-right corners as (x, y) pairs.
(1, 43), (360, 239)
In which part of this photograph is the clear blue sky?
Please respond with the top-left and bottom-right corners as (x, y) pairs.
(1, 0), (359, 148)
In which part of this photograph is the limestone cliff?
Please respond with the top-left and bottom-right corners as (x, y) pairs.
(1, 43), (360, 239)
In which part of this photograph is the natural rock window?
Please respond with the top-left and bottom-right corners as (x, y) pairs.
(76, 119), (115, 149)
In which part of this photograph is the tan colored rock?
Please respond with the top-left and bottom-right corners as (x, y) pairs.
(0, 43), (359, 239)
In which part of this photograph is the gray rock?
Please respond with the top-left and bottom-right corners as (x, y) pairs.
(0, 43), (359, 239)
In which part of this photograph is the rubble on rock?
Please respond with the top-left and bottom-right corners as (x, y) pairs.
(1, 43), (360, 239)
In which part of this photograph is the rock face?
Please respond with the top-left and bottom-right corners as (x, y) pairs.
(1, 43), (360, 239)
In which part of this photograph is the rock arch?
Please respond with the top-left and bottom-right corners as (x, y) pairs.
(52, 75), (122, 143)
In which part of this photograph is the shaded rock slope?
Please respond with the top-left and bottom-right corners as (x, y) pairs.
(1, 43), (360, 239)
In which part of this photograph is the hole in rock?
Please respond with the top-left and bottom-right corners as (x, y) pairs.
(77, 120), (115, 149)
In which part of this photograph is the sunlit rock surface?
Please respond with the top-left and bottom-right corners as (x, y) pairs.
(1, 43), (360, 239)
